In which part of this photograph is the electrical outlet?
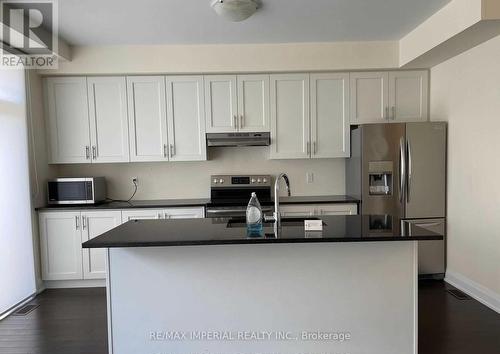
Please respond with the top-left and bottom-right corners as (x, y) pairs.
(306, 172), (314, 184)
(132, 177), (139, 185)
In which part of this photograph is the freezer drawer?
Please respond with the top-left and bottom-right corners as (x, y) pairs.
(402, 218), (446, 277)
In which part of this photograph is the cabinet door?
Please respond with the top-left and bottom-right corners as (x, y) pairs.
(39, 212), (83, 280)
(204, 75), (238, 133)
(166, 76), (207, 161)
(127, 76), (169, 162)
(121, 209), (163, 222)
(237, 75), (270, 132)
(310, 73), (350, 158)
(316, 203), (358, 216)
(88, 77), (130, 163)
(81, 211), (121, 279)
(270, 74), (310, 159)
(388, 71), (428, 122)
(350, 72), (389, 124)
(280, 205), (315, 217)
(44, 77), (91, 164)
(164, 207), (205, 219)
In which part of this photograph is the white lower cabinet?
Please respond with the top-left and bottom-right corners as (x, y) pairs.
(280, 203), (358, 217)
(122, 207), (205, 223)
(40, 210), (122, 282)
(122, 209), (163, 222)
(39, 212), (83, 280)
(81, 211), (122, 279)
(164, 207), (205, 219)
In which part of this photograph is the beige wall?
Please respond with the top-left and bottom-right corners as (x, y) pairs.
(431, 35), (500, 296)
(26, 71), (57, 292)
(41, 41), (399, 75)
(57, 148), (346, 199)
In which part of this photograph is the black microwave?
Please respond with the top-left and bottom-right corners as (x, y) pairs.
(47, 177), (107, 205)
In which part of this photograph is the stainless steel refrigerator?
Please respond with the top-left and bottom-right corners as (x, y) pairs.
(346, 122), (447, 278)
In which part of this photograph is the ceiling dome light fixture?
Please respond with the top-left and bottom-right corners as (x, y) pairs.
(211, 0), (259, 22)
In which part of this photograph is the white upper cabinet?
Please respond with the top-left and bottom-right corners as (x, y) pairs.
(204, 75), (238, 133)
(87, 77), (130, 163)
(388, 71), (428, 122)
(350, 72), (389, 124)
(45, 77), (91, 164)
(127, 76), (169, 162)
(39, 211), (83, 281)
(81, 211), (121, 280)
(166, 76), (207, 161)
(270, 74), (310, 159)
(237, 75), (270, 132)
(350, 71), (429, 124)
(310, 73), (350, 158)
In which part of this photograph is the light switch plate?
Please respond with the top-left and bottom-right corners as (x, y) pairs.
(304, 219), (323, 231)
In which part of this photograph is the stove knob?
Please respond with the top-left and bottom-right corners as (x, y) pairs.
(213, 179), (218, 184)
(251, 178), (256, 183)
(257, 178), (262, 183)
(219, 178), (225, 184)
(263, 178), (268, 183)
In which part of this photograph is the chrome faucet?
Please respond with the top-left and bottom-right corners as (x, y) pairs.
(273, 173), (291, 230)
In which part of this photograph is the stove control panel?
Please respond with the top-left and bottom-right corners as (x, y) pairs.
(211, 175), (272, 187)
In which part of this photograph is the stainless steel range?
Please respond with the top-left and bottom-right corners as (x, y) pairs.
(206, 175), (274, 218)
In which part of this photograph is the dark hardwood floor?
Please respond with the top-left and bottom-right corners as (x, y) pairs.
(0, 288), (107, 354)
(419, 280), (500, 354)
(0, 281), (499, 354)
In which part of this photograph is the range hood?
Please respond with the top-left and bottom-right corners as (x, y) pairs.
(206, 132), (270, 147)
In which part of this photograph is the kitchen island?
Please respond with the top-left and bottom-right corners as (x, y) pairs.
(83, 215), (442, 354)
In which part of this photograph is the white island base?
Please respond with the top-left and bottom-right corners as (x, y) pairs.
(105, 242), (418, 354)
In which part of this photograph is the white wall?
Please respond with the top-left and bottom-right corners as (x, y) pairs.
(0, 68), (36, 315)
(57, 148), (346, 199)
(431, 35), (500, 299)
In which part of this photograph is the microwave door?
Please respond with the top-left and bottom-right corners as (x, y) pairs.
(48, 180), (90, 204)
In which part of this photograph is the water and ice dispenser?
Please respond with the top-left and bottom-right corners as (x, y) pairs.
(368, 161), (393, 196)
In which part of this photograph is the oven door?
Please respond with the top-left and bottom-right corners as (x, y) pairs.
(47, 178), (94, 204)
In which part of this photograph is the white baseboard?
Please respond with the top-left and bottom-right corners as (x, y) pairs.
(44, 279), (106, 289)
(445, 271), (500, 314)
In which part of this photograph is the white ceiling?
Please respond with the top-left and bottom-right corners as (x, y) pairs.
(57, 0), (451, 46)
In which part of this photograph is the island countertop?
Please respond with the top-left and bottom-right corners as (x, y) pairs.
(82, 215), (442, 248)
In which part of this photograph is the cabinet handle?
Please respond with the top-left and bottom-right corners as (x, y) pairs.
(92, 146), (97, 160)
(82, 216), (87, 230)
(392, 106), (396, 120)
(385, 107), (389, 120)
(85, 146), (90, 160)
(313, 141), (317, 154)
(306, 141), (311, 155)
(163, 144), (167, 158)
(233, 115), (238, 129)
(170, 144), (175, 157)
(75, 216), (80, 230)
(240, 115), (244, 129)
(157, 213), (162, 219)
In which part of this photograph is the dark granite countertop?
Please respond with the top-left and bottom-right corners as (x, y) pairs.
(36, 195), (359, 211)
(82, 215), (442, 248)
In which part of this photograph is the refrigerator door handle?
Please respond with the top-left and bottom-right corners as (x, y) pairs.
(407, 138), (412, 203)
(399, 137), (406, 204)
